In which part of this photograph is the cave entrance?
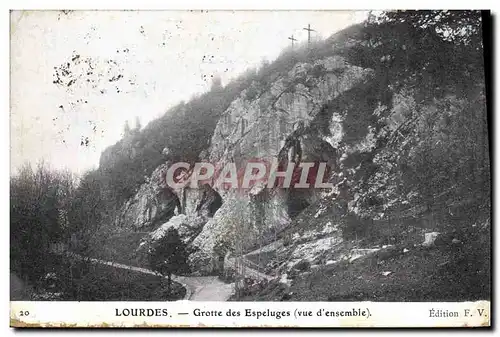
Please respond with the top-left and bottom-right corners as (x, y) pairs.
(286, 189), (311, 218)
(196, 184), (223, 217)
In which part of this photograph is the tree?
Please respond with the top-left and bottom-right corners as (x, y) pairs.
(134, 116), (142, 131)
(222, 197), (253, 297)
(67, 170), (112, 255)
(10, 162), (76, 284)
(361, 10), (484, 100)
(371, 10), (482, 48)
(148, 228), (189, 295)
(210, 76), (222, 91)
(123, 120), (131, 137)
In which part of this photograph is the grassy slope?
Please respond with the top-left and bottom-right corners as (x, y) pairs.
(241, 219), (490, 302)
(28, 255), (185, 301)
(91, 232), (150, 268)
(237, 190), (491, 302)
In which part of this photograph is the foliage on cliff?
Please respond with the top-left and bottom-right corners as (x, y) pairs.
(307, 10), (489, 238)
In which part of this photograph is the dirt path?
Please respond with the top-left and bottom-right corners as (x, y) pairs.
(175, 276), (234, 301)
(66, 253), (235, 301)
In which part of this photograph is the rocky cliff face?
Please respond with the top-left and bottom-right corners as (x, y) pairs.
(115, 52), (374, 272)
(209, 56), (373, 165)
(182, 55), (375, 272)
(113, 48), (423, 272)
(105, 20), (488, 280)
(114, 163), (201, 230)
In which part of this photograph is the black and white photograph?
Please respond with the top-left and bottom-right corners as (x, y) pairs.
(9, 9), (491, 328)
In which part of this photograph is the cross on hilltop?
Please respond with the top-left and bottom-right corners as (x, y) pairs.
(303, 24), (316, 45)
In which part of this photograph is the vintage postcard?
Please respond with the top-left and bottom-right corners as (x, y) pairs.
(10, 9), (491, 328)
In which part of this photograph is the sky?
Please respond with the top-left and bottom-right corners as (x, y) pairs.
(10, 10), (368, 175)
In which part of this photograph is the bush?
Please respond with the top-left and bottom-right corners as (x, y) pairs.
(339, 213), (376, 240)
